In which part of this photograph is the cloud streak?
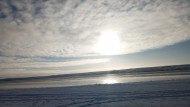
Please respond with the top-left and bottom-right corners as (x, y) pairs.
(0, 0), (189, 57)
(0, 58), (109, 69)
(0, 0), (190, 78)
(0, 57), (110, 79)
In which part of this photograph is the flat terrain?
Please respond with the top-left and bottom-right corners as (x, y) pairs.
(0, 79), (190, 107)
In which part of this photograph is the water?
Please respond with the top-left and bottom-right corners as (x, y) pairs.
(1, 71), (190, 89)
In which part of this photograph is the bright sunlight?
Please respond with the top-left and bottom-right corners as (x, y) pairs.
(95, 30), (122, 55)
(103, 78), (118, 84)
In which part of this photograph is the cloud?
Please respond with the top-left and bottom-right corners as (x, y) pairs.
(0, 58), (109, 69)
(0, 0), (190, 57)
(0, 57), (109, 78)
(0, 0), (190, 79)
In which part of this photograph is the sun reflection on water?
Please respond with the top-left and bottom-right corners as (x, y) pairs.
(102, 78), (118, 84)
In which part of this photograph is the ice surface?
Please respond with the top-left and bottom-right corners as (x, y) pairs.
(0, 79), (190, 107)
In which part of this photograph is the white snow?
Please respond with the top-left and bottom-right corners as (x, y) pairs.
(0, 79), (190, 107)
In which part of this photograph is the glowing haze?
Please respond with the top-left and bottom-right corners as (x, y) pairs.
(0, 0), (190, 79)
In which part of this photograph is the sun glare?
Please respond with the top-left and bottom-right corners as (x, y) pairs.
(103, 78), (118, 84)
(95, 30), (122, 55)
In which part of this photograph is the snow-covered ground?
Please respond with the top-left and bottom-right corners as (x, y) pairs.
(0, 79), (190, 107)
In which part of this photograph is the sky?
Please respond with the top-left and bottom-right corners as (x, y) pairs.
(0, 0), (190, 79)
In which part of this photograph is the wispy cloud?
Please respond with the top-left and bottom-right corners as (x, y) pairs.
(0, 0), (189, 57)
(0, 58), (109, 69)
(0, 57), (109, 78)
(0, 0), (190, 78)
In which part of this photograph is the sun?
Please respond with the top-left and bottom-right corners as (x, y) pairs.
(103, 78), (118, 84)
(95, 30), (122, 55)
